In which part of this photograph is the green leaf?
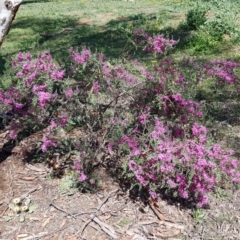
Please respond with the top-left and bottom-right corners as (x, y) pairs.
(28, 204), (39, 213)
(3, 214), (13, 222)
(25, 198), (31, 206)
(9, 203), (15, 211)
(19, 215), (25, 222)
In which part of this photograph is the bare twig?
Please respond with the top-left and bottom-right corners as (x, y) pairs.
(76, 188), (118, 237)
(92, 216), (118, 239)
(49, 203), (77, 218)
(78, 216), (101, 231)
(73, 210), (96, 217)
(49, 202), (97, 218)
(149, 198), (166, 221)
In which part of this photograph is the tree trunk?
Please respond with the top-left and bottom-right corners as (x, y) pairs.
(0, 0), (22, 47)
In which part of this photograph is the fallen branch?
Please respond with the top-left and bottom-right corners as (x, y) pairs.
(49, 202), (77, 218)
(92, 216), (118, 239)
(49, 202), (98, 218)
(76, 188), (119, 238)
(149, 198), (166, 221)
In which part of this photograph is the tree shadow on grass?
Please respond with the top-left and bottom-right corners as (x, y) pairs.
(6, 12), (192, 60)
(5, 8), (227, 64)
(21, 0), (54, 4)
(0, 55), (6, 76)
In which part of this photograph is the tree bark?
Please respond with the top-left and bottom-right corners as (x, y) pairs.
(0, 0), (22, 47)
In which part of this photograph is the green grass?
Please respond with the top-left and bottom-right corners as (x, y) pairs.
(1, 0), (189, 60)
(1, 0), (239, 66)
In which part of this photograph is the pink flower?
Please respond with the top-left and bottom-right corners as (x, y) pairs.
(16, 72), (23, 78)
(89, 179), (95, 184)
(26, 52), (32, 61)
(65, 88), (74, 99)
(172, 126), (185, 138)
(17, 53), (24, 62)
(149, 119), (167, 139)
(149, 191), (158, 199)
(10, 130), (17, 139)
(197, 194), (208, 207)
(82, 49), (91, 61)
(14, 102), (24, 109)
(50, 120), (57, 129)
(121, 135), (138, 149)
(58, 115), (69, 126)
(33, 85), (47, 92)
(38, 91), (52, 107)
(98, 53), (104, 63)
(92, 81), (100, 94)
(4, 99), (13, 104)
(73, 161), (82, 170)
(138, 113), (148, 124)
(167, 179), (177, 188)
(130, 148), (141, 156)
(192, 123), (207, 138)
(51, 70), (65, 81)
(41, 134), (57, 152)
(180, 115), (188, 124)
(79, 172), (87, 182)
(128, 160), (138, 171)
(72, 49), (91, 64)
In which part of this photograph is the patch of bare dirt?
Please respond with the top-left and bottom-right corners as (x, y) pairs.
(77, 12), (120, 26)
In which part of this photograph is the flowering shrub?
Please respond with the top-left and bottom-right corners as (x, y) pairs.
(133, 29), (178, 55)
(1, 30), (240, 207)
(205, 60), (240, 85)
(0, 52), (66, 140)
(119, 120), (240, 207)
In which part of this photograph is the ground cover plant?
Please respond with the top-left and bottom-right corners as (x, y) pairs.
(1, 0), (240, 239)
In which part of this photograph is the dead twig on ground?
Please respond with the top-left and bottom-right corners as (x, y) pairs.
(76, 188), (119, 238)
(73, 210), (96, 217)
(49, 202), (77, 218)
(91, 216), (118, 239)
(49, 202), (99, 218)
(149, 198), (166, 221)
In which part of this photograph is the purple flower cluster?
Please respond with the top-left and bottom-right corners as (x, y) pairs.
(133, 29), (178, 54)
(70, 48), (91, 64)
(122, 119), (240, 207)
(205, 60), (240, 84)
(41, 133), (57, 153)
(73, 161), (87, 182)
(162, 93), (203, 119)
